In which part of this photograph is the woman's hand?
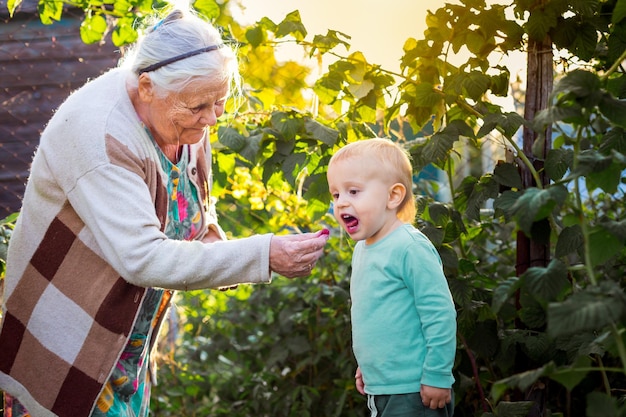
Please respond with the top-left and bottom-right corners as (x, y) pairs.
(269, 229), (330, 278)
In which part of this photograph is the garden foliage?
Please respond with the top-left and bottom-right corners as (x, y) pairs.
(2, 0), (626, 415)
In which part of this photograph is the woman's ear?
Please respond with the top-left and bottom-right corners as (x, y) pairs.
(387, 183), (406, 210)
(137, 73), (154, 103)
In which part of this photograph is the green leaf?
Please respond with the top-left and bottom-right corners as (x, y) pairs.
(547, 281), (626, 338)
(493, 162), (522, 189)
(588, 225), (623, 267)
(80, 14), (107, 44)
(193, 0), (220, 19)
(545, 148), (573, 181)
(519, 299), (547, 328)
(500, 112), (525, 139)
(493, 190), (520, 220)
(568, 22), (599, 61)
(601, 219), (626, 241)
(467, 320), (499, 359)
(427, 202), (450, 226)
(7, 0), (21, 17)
(276, 10), (307, 41)
(466, 175), (499, 221)
(280, 152), (307, 184)
(347, 79), (375, 100)
(313, 77), (342, 104)
(492, 277), (521, 314)
(533, 104), (583, 129)
(491, 363), (553, 402)
(445, 119), (475, 138)
(413, 83), (444, 107)
(586, 161), (623, 193)
(271, 111), (303, 139)
(521, 259), (569, 304)
(218, 126), (246, 152)
(465, 29), (487, 56)
(304, 119), (338, 146)
(421, 224), (444, 246)
(519, 333), (551, 362)
(586, 392), (621, 417)
(112, 17), (138, 46)
(525, 6), (558, 41)
(423, 132), (456, 166)
(551, 17), (580, 51)
(311, 30), (351, 54)
(512, 185), (568, 236)
(447, 275), (473, 308)
(215, 151), (235, 176)
(38, 0), (63, 24)
(552, 69), (600, 98)
(438, 244), (459, 272)
(477, 112), (502, 137)
(238, 133), (262, 164)
(612, 0), (626, 24)
(463, 71), (491, 101)
(572, 149), (613, 177)
(490, 70), (510, 97)
(598, 94), (626, 129)
(549, 356), (591, 392)
(599, 127), (626, 155)
(555, 225), (583, 258)
(494, 401), (535, 417)
(245, 25), (267, 48)
(304, 195), (330, 220)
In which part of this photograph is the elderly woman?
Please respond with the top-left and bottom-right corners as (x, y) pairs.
(0, 9), (328, 417)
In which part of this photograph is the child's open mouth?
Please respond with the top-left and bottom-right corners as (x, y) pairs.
(342, 214), (359, 234)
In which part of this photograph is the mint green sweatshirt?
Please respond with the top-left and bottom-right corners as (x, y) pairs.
(350, 224), (456, 395)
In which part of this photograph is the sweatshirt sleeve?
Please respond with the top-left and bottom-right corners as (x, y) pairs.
(66, 162), (272, 291)
(404, 236), (457, 388)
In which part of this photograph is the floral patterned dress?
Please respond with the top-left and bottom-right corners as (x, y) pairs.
(3, 141), (203, 417)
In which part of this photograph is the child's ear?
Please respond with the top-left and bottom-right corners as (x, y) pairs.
(388, 183), (406, 210)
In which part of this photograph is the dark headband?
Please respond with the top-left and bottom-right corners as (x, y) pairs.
(138, 44), (225, 74)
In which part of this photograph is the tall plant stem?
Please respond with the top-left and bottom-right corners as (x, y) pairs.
(571, 130), (597, 286)
(458, 331), (489, 413)
(600, 48), (626, 81)
(611, 323), (626, 375)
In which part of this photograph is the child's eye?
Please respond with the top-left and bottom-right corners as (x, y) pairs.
(349, 189), (359, 195)
(331, 193), (339, 200)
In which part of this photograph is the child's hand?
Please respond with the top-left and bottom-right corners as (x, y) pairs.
(420, 385), (451, 409)
(355, 367), (365, 395)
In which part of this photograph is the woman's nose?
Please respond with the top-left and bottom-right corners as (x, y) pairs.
(198, 107), (218, 126)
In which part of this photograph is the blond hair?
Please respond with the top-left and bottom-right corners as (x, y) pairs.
(328, 138), (417, 223)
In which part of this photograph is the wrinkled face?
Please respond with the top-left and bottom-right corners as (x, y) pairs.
(145, 78), (229, 147)
(327, 155), (400, 244)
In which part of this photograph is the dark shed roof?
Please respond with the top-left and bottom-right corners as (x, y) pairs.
(0, 0), (120, 216)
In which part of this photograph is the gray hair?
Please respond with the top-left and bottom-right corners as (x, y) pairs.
(121, 9), (241, 100)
